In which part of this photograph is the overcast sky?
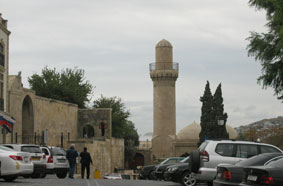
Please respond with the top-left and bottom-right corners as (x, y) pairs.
(1, 0), (283, 136)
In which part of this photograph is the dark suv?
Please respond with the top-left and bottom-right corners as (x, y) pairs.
(164, 156), (197, 186)
(189, 140), (283, 186)
(139, 157), (185, 180)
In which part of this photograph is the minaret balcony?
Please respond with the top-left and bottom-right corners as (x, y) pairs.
(149, 62), (179, 80)
(149, 62), (179, 72)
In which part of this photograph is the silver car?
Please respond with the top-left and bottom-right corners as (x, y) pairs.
(40, 146), (69, 178)
(189, 140), (283, 186)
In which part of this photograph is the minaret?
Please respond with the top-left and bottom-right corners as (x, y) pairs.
(150, 39), (178, 159)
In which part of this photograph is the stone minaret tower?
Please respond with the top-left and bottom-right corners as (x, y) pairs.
(150, 39), (178, 159)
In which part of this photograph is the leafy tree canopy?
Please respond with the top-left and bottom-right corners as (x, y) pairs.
(28, 66), (93, 108)
(93, 96), (139, 166)
(247, 0), (283, 99)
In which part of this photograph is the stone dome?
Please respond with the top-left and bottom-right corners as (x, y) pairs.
(156, 39), (172, 48)
(177, 121), (238, 140)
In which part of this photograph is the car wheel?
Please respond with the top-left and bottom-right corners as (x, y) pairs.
(31, 173), (41, 178)
(56, 172), (67, 179)
(40, 173), (47, 178)
(3, 175), (18, 182)
(181, 172), (197, 186)
(189, 150), (200, 173)
(148, 171), (156, 180)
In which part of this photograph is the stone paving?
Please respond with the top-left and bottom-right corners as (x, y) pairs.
(0, 175), (208, 186)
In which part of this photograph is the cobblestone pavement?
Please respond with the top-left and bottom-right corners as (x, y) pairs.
(0, 175), (208, 186)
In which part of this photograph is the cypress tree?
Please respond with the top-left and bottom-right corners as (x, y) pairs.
(199, 81), (213, 145)
(212, 83), (229, 140)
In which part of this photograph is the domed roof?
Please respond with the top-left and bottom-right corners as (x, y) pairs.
(177, 122), (238, 140)
(156, 39), (172, 48)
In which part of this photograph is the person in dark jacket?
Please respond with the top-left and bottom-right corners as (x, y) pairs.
(66, 144), (78, 179)
(80, 147), (93, 179)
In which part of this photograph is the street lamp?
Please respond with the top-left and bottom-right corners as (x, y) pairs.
(218, 119), (225, 126)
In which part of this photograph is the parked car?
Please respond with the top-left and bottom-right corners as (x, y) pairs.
(189, 140), (283, 186)
(0, 145), (33, 182)
(139, 157), (185, 180)
(40, 146), (69, 178)
(240, 156), (283, 186)
(103, 173), (130, 180)
(3, 144), (47, 178)
(214, 153), (283, 186)
(164, 156), (197, 186)
(154, 156), (190, 180)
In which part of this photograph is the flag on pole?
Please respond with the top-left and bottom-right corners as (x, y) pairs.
(0, 112), (15, 133)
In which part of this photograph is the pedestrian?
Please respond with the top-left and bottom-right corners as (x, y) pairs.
(66, 144), (78, 179)
(80, 147), (93, 179)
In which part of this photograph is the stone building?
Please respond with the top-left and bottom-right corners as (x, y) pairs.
(0, 13), (12, 143)
(0, 13), (124, 177)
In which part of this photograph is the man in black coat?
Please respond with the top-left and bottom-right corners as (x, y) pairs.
(80, 147), (93, 179)
(66, 144), (78, 179)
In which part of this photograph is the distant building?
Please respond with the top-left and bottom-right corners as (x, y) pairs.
(134, 40), (237, 167)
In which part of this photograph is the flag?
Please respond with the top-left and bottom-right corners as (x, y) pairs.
(0, 112), (15, 133)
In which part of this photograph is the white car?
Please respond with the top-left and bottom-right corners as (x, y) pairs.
(0, 146), (33, 182)
(40, 146), (69, 178)
(3, 144), (47, 178)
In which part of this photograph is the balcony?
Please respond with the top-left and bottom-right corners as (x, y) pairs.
(149, 62), (178, 72)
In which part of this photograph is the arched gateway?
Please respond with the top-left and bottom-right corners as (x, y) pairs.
(22, 95), (34, 144)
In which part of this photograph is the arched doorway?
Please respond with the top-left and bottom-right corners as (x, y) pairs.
(129, 153), (145, 169)
(22, 96), (34, 144)
(82, 125), (95, 138)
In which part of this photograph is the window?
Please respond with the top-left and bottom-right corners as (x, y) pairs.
(42, 148), (49, 155)
(236, 144), (258, 158)
(0, 44), (4, 67)
(260, 145), (281, 153)
(215, 144), (234, 157)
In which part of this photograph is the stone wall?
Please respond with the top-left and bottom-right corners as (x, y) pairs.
(8, 75), (78, 147)
(69, 137), (124, 178)
(173, 140), (198, 156)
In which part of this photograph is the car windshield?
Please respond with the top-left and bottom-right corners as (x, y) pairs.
(21, 146), (42, 153)
(180, 156), (190, 163)
(0, 145), (16, 151)
(50, 147), (66, 156)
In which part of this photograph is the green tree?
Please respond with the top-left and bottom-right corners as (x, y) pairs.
(28, 66), (93, 108)
(212, 83), (229, 139)
(247, 0), (283, 100)
(199, 81), (213, 145)
(93, 96), (139, 166)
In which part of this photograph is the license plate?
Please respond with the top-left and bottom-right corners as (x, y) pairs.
(24, 157), (29, 162)
(58, 159), (66, 163)
(247, 175), (257, 181)
(32, 157), (40, 161)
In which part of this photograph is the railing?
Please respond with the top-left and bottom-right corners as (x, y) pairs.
(149, 62), (179, 72)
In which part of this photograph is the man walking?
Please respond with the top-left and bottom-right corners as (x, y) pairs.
(80, 147), (93, 179)
(66, 144), (78, 179)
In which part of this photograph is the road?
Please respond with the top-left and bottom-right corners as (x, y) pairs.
(0, 175), (207, 186)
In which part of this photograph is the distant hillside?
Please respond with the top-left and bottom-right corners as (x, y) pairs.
(235, 116), (283, 134)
